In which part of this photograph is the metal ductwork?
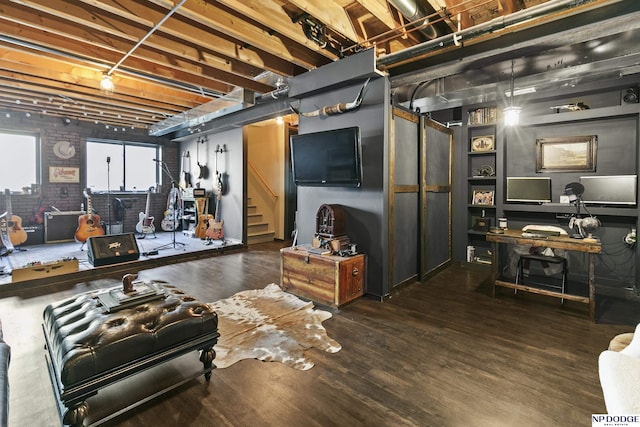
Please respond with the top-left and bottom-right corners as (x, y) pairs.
(388, 0), (438, 39)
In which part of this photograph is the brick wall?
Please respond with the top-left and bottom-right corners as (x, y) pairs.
(0, 115), (177, 235)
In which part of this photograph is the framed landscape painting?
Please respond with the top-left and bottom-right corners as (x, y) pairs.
(535, 135), (597, 172)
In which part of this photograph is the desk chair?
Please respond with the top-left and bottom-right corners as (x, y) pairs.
(515, 226), (569, 302)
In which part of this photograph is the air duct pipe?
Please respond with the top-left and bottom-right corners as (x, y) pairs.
(379, 0), (598, 70)
(388, 0), (439, 39)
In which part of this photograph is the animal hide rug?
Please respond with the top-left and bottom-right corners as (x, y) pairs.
(209, 283), (341, 370)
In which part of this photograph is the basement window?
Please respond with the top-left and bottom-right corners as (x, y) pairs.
(0, 131), (38, 193)
(86, 139), (161, 192)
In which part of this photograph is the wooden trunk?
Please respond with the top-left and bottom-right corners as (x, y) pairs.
(280, 247), (366, 307)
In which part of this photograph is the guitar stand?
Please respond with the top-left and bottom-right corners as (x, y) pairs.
(154, 228), (185, 251)
(153, 199), (185, 252)
(154, 166), (186, 252)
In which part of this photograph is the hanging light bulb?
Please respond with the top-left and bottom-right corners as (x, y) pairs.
(100, 73), (115, 94)
(503, 59), (521, 127)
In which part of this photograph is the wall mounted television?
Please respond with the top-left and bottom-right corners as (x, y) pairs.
(290, 126), (362, 187)
(506, 177), (552, 203)
(579, 175), (637, 205)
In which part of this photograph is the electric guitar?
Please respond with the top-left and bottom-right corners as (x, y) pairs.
(136, 189), (155, 234)
(180, 151), (192, 189)
(29, 196), (47, 225)
(4, 189), (27, 247)
(75, 189), (105, 243)
(194, 197), (213, 239)
(206, 183), (224, 240)
(161, 187), (180, 231)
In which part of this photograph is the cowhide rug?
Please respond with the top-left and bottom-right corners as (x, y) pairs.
(208, 283), (341, 370)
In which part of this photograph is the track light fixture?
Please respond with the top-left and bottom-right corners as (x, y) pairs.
(503, 59), (521, 127)
(100, 73), (114, 94)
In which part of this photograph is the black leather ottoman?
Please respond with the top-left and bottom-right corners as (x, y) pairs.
(42, 275), (219, 426)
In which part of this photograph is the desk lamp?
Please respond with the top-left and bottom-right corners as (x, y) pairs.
(564, 182), (600, 240)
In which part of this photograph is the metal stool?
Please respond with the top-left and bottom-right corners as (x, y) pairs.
(515, 253), (568, 302)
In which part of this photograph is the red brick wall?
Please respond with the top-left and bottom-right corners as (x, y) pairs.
(0, 115), (178, 235)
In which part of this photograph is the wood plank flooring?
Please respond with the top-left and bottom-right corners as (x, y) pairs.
(0, 241), (636, 426)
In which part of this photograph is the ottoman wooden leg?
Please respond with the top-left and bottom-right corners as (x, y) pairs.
(200, 346), (216, 380)
(62, 400), (89, 427)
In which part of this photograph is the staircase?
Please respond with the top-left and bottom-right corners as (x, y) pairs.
(247, 197), (275, 244)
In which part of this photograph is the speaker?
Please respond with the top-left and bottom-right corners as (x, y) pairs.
(622, 87), (639, 104)
(87, 233), (140, 266)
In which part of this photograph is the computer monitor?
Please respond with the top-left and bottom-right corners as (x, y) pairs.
(579, 175), (637, 206)
(506, 177), (552, 203)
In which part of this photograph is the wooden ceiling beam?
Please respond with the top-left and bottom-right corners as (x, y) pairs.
(350, 0), (397, 30)
(0, 53), (204, 113)
(286, 0), (359, 42)
(149, 0), (330, 70)
(74, 0), (307, 77)
(1, 2), (274, 94)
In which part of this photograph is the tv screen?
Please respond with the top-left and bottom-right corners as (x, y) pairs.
(506, 177), (552, 203)
(580, 175), (637, 205)
(290, 126), (362, 187)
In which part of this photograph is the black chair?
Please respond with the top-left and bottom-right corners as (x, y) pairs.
(515, 252), (568, 302)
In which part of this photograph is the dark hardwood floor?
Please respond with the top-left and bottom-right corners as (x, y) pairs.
(0, 241), (634, 426)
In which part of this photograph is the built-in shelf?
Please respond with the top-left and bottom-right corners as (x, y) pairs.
(468, 177), (496, 182)
(468, 150), (496, 156)
(520, 103), (640, 126)
(503, 203), (637, 217)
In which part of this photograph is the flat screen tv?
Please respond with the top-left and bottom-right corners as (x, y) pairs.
(579, 175), (637, 205)
(506, 177), (552, 203)
(290, 126), (362, 187)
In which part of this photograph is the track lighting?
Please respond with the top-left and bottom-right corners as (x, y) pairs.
(100, 73), (114, 94)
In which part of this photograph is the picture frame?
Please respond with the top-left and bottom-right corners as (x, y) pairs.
(472, 216), (492, 231)
(472, 190), (494, 206)
(48, 166), (80, 183)
(535, 135), (597, 172)
(471, 135), (495, 152)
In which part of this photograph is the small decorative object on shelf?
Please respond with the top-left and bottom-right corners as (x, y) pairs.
(473, 165), (495, 177)
(472, 190), (494, 205)
(471, 135), (495, 152)
(468, 106), (497, 125)
(473, 217), (491, 231)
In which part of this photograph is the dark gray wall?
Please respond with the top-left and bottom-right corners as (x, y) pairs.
(296, 77), (389, 298)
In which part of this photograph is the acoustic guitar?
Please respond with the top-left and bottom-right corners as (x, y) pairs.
(135, 189), (155, 235)
(4, 189), (27, 247)
(194, 197), (213, 239)
(161, 187), (180, 232)
(0, 214), (14, 254)
(75, 190), (105, 243)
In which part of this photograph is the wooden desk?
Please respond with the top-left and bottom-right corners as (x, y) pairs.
(485, 229), (601, 322)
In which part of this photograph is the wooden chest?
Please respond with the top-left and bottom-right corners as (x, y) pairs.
(280, 247), (366, 307)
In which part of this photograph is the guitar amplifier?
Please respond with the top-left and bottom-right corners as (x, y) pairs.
(87, 233), (140, 266)
(45, 211), (83, 243)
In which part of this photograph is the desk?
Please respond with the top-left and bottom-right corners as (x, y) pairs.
(486, 229), (601, 322)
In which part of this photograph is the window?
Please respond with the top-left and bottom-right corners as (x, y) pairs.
(0, 131), (38, 192)
(86, 139), (161, 192)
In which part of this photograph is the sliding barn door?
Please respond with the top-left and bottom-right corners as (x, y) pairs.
(420, 117), (453, 279)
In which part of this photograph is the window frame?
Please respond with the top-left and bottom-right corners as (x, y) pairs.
(0, 130), (40, 192)
(86, 138), (162, 192)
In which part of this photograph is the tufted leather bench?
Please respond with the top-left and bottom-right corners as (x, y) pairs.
(42, 276), (219, 427)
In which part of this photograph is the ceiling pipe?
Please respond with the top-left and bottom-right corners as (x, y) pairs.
(106, 0), (187, 76)
(377, 0), (602, 70)
(388, 0), (438, 39)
